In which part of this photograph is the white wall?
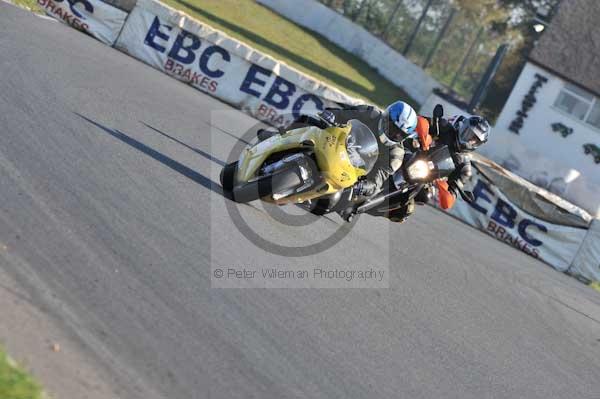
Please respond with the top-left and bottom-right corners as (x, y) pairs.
(257, 0), (439, 105)
(482, 62), (600, 217)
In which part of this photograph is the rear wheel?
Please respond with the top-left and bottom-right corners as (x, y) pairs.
(220, 161), (237, 192)
(231, 168), (302, 203)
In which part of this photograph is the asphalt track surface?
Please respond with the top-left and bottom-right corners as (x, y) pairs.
(1, 4), (600, 399)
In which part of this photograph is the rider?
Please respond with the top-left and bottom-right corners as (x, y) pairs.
(429, 114), (490, 197)
(323, 101), (419, 199)
(383, 113), (491, 222)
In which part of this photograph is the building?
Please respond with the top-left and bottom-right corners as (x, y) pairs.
(483, 0), (600, 217)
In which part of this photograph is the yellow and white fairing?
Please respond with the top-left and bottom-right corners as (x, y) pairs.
(235, 123), (371, 204)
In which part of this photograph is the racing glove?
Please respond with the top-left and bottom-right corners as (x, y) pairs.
(319, 110), (337, 126)
(352, 179), (377, 199)
(448, 163), (474, 203)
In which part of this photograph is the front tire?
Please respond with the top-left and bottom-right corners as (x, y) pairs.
(309, 198), (332, 215)
(309, 190), (345, 215)
(386, 200), (415, 223)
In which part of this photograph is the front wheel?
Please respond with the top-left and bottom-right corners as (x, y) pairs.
(309, 190), (346, 215)
(386, 200), (415, 223)
(307, 198), (330, 216)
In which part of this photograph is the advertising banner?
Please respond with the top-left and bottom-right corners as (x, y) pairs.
(38, 0), (128, 45)
(440, 163), (589, 271)
(114, 0), (361, 127)
(570, 219), (600, 282)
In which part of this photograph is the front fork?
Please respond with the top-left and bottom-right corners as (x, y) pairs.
(338, 183), (424, 222)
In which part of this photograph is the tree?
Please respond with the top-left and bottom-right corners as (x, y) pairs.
(319, 0), (562, 118)
(478, 0), (561, 119)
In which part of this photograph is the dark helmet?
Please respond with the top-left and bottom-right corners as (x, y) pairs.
(452, 115), (490, 151)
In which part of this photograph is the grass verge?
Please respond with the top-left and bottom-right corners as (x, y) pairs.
(161, 0), (416, 108)
(0, 348), (43, 399)
(10, 0), (42, 13)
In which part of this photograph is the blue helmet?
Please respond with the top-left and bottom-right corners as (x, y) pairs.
(384, 101), (418, 143)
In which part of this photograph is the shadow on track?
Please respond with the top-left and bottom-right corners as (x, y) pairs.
(76, 113), (224, 196)
(77, 114), (341, 226)
(140, 122), (226, 167)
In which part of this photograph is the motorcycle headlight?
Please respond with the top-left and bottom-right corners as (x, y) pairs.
(407, 159), (430, 180)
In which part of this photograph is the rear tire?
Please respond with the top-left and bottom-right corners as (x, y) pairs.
(220, 161), (237, 192)
(232, 168), (302, 203)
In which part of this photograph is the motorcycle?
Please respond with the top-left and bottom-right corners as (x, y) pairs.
(220, 104), (473, 222)
(341, 104), (474, 222)
(220, 117), (380, 206)
(343, 139), (474, 222)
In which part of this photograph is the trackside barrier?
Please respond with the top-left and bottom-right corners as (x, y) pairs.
(37, 0), (362, 125)
(113, 0), (362, 127)
(435, 154), (600, 281)
(36, 0), (599, 283)
(36, 0), (128, 45)
(570, 219), (600, 282)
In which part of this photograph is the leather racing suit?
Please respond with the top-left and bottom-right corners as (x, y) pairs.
(425, 116), (473, 199)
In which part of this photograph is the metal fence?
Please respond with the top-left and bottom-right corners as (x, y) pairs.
(319, 0), (507, 103)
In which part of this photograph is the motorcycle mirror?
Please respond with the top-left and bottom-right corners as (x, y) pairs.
(433, 104), (444, 119)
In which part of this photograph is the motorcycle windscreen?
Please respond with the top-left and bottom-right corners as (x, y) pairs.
(345, 120), (379, 174)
